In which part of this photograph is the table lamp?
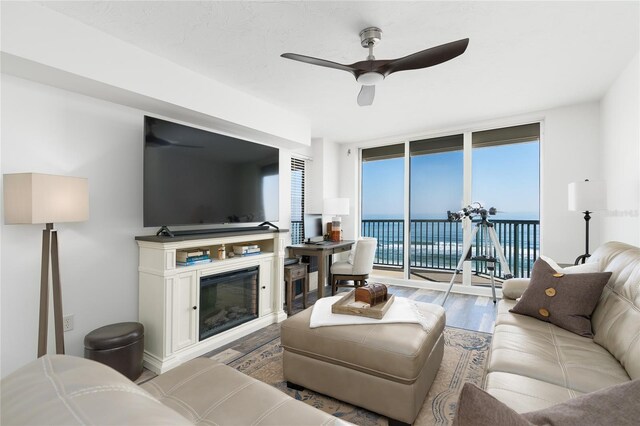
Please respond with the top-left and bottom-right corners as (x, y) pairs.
(3, 173), (89, 357)
(324, 198), (349, 242)
(568, 179), (605, 264)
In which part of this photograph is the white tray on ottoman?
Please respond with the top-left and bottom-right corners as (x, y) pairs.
(281, 299), (445, 425)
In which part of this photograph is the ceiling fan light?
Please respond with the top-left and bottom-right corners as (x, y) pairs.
(357, 72), (384, 85)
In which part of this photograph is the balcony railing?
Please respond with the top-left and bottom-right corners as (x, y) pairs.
(362, 218), (539, 279)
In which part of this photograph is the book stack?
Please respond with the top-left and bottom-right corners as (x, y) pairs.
(177, 248), (212, 266)
(233, 244), (261, 256)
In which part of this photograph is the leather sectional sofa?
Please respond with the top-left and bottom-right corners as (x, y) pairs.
(1, 354), (350, 425)
(484, 241), (640, 411)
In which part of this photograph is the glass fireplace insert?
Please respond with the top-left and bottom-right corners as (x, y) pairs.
(199, 266), (259, 341)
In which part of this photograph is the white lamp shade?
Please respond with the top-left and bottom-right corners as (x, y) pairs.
(568, 180), (606, 212)
(323, 197), (350, 216)
(3, 173), (89, 224)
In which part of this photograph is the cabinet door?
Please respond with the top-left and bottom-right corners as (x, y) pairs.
(259, 259), (273, 316)
(171, 271), (198, 352)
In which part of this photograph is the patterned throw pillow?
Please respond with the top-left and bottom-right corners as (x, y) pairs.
(509, 258), (611, 337)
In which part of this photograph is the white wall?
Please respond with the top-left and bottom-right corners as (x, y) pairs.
(337, 101), (602, 265)
(541, 102), (602, 260)
(600, 53), (640, 246)
(338, 146), (359, 241)
(0, 75), (293, 377)
(1, 2), (310, 148)
(306, 138), (341, 218)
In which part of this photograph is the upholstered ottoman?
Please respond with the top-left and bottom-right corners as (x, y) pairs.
(281, 299), (445, 425)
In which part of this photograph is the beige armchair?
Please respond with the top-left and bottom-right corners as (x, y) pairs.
(330, 237), (377, 295)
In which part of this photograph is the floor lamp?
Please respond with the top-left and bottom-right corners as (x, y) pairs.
(568, 179), (605, 265)
(3, 173), (89, 357)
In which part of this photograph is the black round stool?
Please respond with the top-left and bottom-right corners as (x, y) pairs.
(84, 322), (144, 381)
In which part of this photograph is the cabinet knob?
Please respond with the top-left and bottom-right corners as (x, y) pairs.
(192, 306), (197, 310)
(262, 286), (266, 289)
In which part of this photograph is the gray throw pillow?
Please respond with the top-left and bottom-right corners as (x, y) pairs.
(452, 383), (531, 426)
(509, 258), (611, 337)
(453, 380), (640, 426)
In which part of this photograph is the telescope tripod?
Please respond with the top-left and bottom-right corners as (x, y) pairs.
(441, 219), (513, 306)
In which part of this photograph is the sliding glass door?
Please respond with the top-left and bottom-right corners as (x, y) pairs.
(361, 144), (405, 276)
(359, 123), (540, 284)
(409, 135), (464, 281)
(471, 124), (540, 281)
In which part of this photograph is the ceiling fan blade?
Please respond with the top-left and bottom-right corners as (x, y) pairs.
(357, 85), (375, 107)
(380, 38), (469, 76)
(281, 53), (357, 76)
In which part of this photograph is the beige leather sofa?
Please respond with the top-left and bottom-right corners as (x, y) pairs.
(484, 241), (640, 412)
(1, 354), (350, 425)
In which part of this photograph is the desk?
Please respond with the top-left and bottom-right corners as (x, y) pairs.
(287, 240), (355, 300)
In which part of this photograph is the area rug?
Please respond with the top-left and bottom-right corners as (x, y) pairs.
(224, 327), (491, 426)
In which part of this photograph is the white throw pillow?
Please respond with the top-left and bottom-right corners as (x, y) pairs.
(540, 255), (600, 274)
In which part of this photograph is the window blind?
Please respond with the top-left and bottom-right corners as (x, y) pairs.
(290, 157), (306, 244)
(362, 143), (405, 162)
(472, 123), (540, 148)
(410, 134), (463, 156)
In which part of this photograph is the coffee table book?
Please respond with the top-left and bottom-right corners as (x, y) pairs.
(331, 290), (395, 319)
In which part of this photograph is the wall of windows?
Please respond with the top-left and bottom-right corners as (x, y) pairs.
(360, 123), (540, 284)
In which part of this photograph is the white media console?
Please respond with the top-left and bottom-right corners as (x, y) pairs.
(136, 229), (288, 373)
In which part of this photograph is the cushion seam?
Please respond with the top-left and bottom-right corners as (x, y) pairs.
(281, 327), (438, 359)
(488, 386), (573, 403)
(41, 357), (85, 425)
(67, 385), (161, 402)
(548, 324), (577, 397)
(143, 380), (201, 421)
(160, 362), (223, 394)
(251, 397), (290, 425)
(199, 381), (257, 420)
(283, 346), (418, 383)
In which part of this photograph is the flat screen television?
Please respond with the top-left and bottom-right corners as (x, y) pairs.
(143, 116), (279, 228)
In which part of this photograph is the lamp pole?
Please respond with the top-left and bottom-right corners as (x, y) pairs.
(574, 210), (592, 265)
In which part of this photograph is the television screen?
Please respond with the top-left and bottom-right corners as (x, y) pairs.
(144, 116), (279, 227)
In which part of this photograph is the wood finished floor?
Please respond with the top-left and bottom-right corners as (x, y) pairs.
(204, 285), (498, 362)
(136, 286), (498, 384)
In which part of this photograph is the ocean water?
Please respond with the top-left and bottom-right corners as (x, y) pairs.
(361, 216), (540, 278)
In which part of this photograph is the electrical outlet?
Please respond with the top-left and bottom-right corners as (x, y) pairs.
(63, 314), (74, 332)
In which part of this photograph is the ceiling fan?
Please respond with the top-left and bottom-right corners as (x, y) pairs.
(281, 27), (469, 106)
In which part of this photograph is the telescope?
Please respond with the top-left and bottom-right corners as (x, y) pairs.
(442, 201), (512, 306)
(447, 202), (497, 222)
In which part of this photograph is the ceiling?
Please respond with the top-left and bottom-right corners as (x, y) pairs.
(40, 1), (639, 144)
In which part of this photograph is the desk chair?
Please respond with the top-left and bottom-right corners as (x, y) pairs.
(330, 237), (377, 295)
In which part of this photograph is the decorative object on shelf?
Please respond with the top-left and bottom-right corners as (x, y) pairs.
(331, 289), (395, 319)
(568, 179), (606, 264)
(355, 283), (388, 306)
(177, 248), (210, 263)
(325, 222), (332, 240)
(323, 198), (349, 242)
(218, 244), (226, 260)
(3, 173), (89, 357)
(233, 244), (261, 256)
(176, 258), (212, 266)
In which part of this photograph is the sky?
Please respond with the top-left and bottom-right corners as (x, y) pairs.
(362, 141), (539, 220)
